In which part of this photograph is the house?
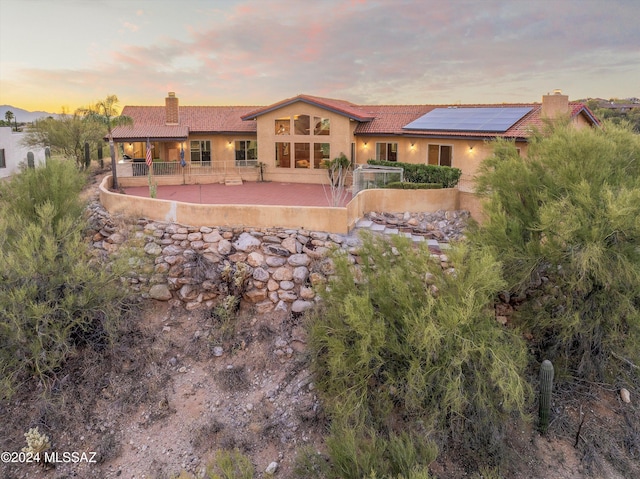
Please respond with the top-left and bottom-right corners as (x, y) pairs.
(111, 90), (599, 191)
(0, 127), (47, 179)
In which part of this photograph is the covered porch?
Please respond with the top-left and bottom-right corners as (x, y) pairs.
(113, 132), (258, 185)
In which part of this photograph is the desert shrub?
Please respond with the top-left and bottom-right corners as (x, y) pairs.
(0, 158), (86, 228)
(0, 164), (129, 399)
(308, 233), (530, 463)
(171, 450), (254, 479)
(205, 449), (254, 479)
(293, 426), (436, 479)
(367, 160), (461, 187)
(325, 425), (436, 479)
(470, 122), (640, 380)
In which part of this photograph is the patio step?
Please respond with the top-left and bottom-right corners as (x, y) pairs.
(224, 177), (243, 186)
(351, 216), (450, 251)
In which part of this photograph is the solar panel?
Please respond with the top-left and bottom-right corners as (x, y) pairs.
(403, 107), (533, 133)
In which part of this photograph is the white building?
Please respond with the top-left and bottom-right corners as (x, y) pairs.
(0, 127), (47, 179)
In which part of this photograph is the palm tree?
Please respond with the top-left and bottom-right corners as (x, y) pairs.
(5, 110), (15, 130)
(78, 95), (133, 190)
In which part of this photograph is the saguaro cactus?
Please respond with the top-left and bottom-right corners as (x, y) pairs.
(539, 359), (554, 434)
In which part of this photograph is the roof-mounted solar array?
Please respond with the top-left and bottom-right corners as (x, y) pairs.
(403, 107), (533, 133)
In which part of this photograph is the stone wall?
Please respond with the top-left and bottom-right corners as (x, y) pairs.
(86, 202), (467, 312)
(99, 175), (463, 234)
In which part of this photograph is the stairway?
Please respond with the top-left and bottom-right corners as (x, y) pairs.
(224, 176), (243, 186)
(352, 218), (450, 254)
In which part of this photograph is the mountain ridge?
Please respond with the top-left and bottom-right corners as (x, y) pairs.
(1, 105), (59, 123)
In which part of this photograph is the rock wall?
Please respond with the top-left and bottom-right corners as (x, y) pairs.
(86, 202), (468, 312)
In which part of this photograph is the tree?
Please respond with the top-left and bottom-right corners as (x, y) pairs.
(308, 234), (529, 464)
(470, 121), (640, 380)
(21, 113), (105, 168)
(0, 160), (130, 399)
(322, 153), (351, 206)
(78, 95), (133, 190)
(4, 110), (15, 131)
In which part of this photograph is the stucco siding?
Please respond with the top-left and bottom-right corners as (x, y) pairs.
(0, 127), (46, 178)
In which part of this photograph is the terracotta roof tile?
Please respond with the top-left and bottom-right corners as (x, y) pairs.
(241, 94), (374, 121)
(112, 97), (598, 142)
(111, 105), (260, 141)
(356, 102), (597, 139)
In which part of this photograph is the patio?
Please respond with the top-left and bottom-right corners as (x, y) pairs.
(123, 181), (352, 207)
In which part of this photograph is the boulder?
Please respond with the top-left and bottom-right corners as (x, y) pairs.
(247, 251), (265, 267)
(218, 239), (232, 255)
(272, 266), (293, 281)
(149, 284), (172, 301)
(266, 256), (287, 267)
(233, 232), (261, 252)
(291, 300), (313, 313)
(281, 236), (299, 254)
(144, 242), (162, 256)
(288, 253), (311, 267)
(252, 267), (270, 282)
(292, 266), (309, 284)
(244, 289), (268, 303)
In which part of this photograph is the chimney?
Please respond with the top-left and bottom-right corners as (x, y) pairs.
(541, 89), (569, 119)
(165, 92), (179, 125)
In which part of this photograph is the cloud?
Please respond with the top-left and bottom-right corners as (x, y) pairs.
(122, 21), (139, 32)
(3, 0), (639, 111)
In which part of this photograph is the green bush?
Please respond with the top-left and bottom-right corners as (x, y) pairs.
(367, 160), (461, 188)
(470, 122), (640, 380)
(172, 449), (254, 479)
(0, 163), (129, 399)
(0, 158), (86, 228)
(205, 449), (254, 479)
(325, 425), (436, 479)
(385, 181), (442, 189)
(308, 234), (530, 461)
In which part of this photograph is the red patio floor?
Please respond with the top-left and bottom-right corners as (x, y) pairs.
(123, 181), (352, 207)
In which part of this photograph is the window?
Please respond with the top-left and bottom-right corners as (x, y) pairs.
(376, 142), (398, 161)
(295, 143), (310, 168)
(0, 149), (5, 168)
(350, 142), (355, 167)
(275, 117), (290, 135)
(276, 113), (332, 168)
(275, 142), (290, 168)
(294, 115), (310, 135)
(427, 144), (452, 166)
(235, 140), (257, 166)
(190, 140), (211, 165)
(314, 117), (330, 135)
(314, 143), (330, 169)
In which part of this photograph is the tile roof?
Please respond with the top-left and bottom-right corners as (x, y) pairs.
(110, 124), (189, 141)
(112, 97), (598, 142)
(241, 94), (375, 122)
(111, 105), (260, 141)
(355, 102), (598, 139)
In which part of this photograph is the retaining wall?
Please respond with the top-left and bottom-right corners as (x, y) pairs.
(99, 176), (462, 234)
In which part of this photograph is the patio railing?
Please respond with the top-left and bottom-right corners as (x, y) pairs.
(129, 160), (249, 177)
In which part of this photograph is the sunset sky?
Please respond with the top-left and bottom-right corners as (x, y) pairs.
(1, 0), (638, 113)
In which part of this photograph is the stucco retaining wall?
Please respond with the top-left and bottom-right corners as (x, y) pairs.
(99, 176), (464, 233)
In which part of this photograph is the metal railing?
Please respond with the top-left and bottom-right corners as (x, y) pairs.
(130, 160), (248, 177)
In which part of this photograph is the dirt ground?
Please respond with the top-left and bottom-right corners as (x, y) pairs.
(2, 298), (638, 479)
(2, 170), (638, 479)
(1, 300), (328, 479)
